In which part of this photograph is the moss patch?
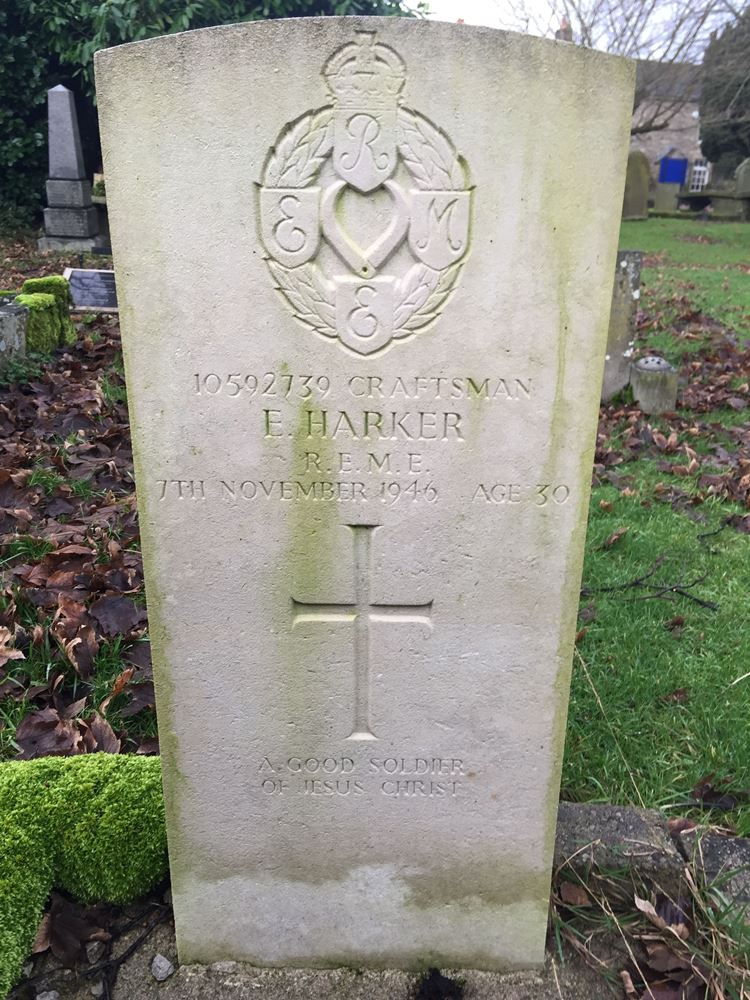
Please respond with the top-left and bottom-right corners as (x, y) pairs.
(20, 276), (75, 345)
(14, 293), (60, 354)
(0, 755), (167, 999)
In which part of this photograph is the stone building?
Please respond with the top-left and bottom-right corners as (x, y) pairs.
(630, 61), (711, 196)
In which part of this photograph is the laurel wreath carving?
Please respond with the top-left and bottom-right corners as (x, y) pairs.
(263, 104), (469, 341)
(267, 261), (336, 337)
(396, 108), (466, 192)
(263, 107), (334, 188)
(393, 262), (464, 335)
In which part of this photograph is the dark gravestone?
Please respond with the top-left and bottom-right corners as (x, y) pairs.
(622, 150), (650, 220)
(63, 268), (118, 312)
(39, 86), (99, 250)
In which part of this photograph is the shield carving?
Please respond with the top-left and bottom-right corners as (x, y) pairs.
(408, 191), (471, 270)
(335, 276), (394, 355)
(259, 188), (320, 268)
(333, 111), (397, 194)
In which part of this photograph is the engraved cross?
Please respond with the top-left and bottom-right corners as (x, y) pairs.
(291, 524), (432, 741)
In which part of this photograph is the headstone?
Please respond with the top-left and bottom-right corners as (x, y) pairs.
(96, 18), (634, 971)
(631, 355), (678, 413)
(63, 268), (118, 312)
(652, 182), (681, 213)
(736, 158), (750, 199)
(711, 194), (743, 218)
(622, 150), (650, 219)
(0, 301), (28, 371)
(39, 85), (99, 251)
(737, 159), (750, 220)
(602, 250), (642, 402)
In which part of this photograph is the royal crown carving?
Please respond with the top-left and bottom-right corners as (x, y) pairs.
(258, 31), (473, 356)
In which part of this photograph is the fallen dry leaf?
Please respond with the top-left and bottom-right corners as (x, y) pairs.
(559, 882), (591, 907)
(32, 893), (111, 968)
(98, 666), (135, 715)
(0, 626), (25, 668)
(726, 513), (750, 534)
(635, 895), (671, 933)
(603, 526), (629, 548)
(667, 817), (698, 836)
(643, 940), (690, 973)
(660, 688), (689, 704)
(692, 775), (750, 811)
(89, 595), (144, 637)
(84, 712), (121, 753)
(15, 707), (84, 759)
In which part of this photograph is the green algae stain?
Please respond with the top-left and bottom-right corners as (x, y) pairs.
(272, 396), (340, 741)
(403, 860), (549, 914)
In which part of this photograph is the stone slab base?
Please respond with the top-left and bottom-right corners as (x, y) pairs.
(677, 828), (750, 913)
(153, 959), (608, 999)
(38, 236), (97, 252)
(43, 205), (98, 238)
(555, 801), (685, 896)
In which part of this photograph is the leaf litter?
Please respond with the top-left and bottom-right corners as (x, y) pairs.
(0, 314), (155, 757)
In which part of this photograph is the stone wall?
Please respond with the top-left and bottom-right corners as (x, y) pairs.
(631, 101), (703, 165)
(630, 100), (705, 188)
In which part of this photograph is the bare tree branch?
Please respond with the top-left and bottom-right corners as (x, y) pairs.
(489, 0), (740, 136)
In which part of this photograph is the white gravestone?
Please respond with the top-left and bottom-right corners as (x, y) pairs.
(96, 19), (634, 971)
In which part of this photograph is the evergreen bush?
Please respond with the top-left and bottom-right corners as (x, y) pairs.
(0, 0), (420, 228)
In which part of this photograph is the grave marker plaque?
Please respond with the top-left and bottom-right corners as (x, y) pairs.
(96, 18), (634, 971)
(63, 268), (118, 312)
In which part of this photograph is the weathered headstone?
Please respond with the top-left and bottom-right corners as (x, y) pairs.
(39, 85), (99, 251)
(0, 301), (28, 371)
(653, 182), (681, 214)
(737, 158), (750, 221)
(622, 150), (650, 219)
(602, 250), (642, 402)
(96, 18), (634, 971)
(736, 157), (750, 198)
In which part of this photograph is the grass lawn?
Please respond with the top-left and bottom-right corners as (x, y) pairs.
(621, 217), (750, 341)
(564, 217), (750, 833)
(0, 219), (749, 835)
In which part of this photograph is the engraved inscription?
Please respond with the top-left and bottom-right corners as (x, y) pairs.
(292, 524), (432, 740)
(265, 408), (464, 441)
(255, 754), (466, 799)
(169, 371), (554, 507)
(155, 478), (573, 507)
(192, 373), (533, 401)
(471, 483), (571, 505)
(258, 31), (473, 356)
